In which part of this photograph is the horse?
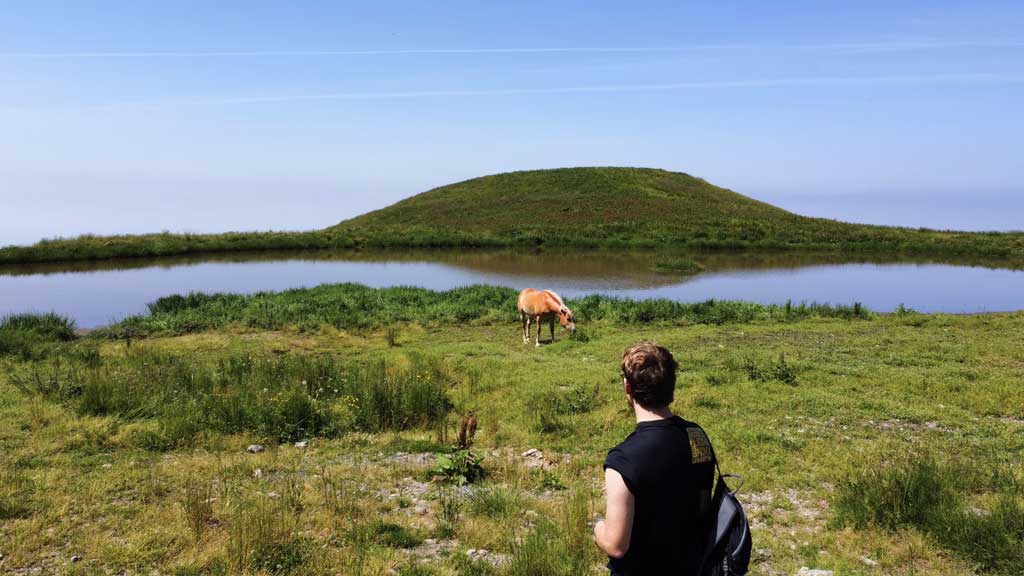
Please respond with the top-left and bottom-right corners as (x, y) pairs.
(517, 288), (576, 346)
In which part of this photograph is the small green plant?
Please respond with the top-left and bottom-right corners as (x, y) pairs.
(431, 450), (485, 485)
(537, 469), (566, 491)
(743, 353), (798, 385)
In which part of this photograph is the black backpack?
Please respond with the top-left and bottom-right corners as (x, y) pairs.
(697, 442), (753, 576)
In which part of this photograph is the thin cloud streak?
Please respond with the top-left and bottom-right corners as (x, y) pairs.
(0, 72), (1009, 113)
(1, 40), (1022, 59)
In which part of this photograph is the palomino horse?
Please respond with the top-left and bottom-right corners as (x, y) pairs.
(517, 288), (576, 346)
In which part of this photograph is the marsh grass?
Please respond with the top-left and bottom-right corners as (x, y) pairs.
(0, 312), (77, 359)
(14, 348), (454, 448)
(96, 284), (875, 338)
(834, 453), (1024, 574)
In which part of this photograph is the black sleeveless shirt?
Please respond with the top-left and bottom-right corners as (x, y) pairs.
(603, 416), (715, 575)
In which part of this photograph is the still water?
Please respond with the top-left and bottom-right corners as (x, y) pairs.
(1, 249), (1023, 328)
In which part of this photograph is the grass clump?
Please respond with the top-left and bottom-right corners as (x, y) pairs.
(357, 521), (422, 548)
(98, 284), (875, 339)
(179, 477), (214, 542)
(468, 484), (523, 518)
(0, 469), (36, 520)
(13, 349), (454, 448)
(0, 312), (77, 359)
(653, 257), (704, 274)
(834, 453), (1024, 574)
(227, 498), (308, 575)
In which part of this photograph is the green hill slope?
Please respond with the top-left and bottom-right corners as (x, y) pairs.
(335, 167), (1024, 255)
(2, 167), (1022, 264)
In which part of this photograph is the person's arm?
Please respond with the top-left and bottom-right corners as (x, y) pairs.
(593, 467), (635, 558)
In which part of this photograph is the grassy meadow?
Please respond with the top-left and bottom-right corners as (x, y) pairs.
(3, 168), (1024, 265)
(1, 290), (1023, 575)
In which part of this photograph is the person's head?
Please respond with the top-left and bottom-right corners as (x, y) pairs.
(621, 342), (678, 410)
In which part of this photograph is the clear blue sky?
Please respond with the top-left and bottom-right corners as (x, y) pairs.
(2, 1), (1022, 245)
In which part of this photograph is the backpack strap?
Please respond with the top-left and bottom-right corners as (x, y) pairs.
(702, 426), (743, 494)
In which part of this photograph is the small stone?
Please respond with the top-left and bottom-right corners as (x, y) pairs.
(795, 569), (833, 576)
(253, 468), (263, 479)
(860, 556), (878, 567)
(246, 444), (265, 454)
(294, 441), (307, 448)
(423, 539), (436, 546)
(70, 555), (82, 563)
(521, 448), (541, 458)
(414, 504), (428, 515)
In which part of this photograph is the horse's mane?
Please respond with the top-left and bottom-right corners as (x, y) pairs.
(544, 290), (566, 309)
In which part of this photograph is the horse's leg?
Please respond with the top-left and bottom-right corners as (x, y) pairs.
(550, 316), (555, 342)
(536, 315), (542, 347)
(520, 311), (528, 342)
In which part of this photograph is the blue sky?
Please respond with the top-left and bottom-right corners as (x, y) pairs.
(1, 1), (1023, 245)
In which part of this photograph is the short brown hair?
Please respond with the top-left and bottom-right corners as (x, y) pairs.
(621, 342), (678, 409)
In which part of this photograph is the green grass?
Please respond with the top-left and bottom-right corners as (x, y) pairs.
(9, 348), (454, 448)
(3, 168), (1024, 264)
(834, 452), (1023, 574)
(95, 283), (873, 338)
(1, 305), (1023, 574)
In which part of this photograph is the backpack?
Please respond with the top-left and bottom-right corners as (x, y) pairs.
(697, 440), (753, 576)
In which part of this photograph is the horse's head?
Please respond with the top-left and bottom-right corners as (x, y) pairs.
(559, 306), (576, 333)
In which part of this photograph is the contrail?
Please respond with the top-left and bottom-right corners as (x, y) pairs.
(1, 40), (1021, 58)
(67, 73), (1021, 111)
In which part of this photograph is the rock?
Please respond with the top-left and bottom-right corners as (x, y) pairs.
(521, 448), (541, 458)
(70, 555), (82, 563)
(246, 444), (265, 454)
(860, 556), (878, 567)
(754, 548), (772, 563)
(414, 504), (429, 515)
(294, 441), (307, 448)
(795, 569), (833, 576)
(423, 539), (436, 546)
(253, 468), (263, 479)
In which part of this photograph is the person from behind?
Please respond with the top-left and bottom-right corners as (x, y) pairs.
(593, 342), (716, 575)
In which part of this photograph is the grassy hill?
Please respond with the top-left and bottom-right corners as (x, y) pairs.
(2, 166), (1023, 263)
(335, 167), (1024, 255)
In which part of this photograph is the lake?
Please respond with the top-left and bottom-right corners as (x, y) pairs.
(2, 249), (1023, 328)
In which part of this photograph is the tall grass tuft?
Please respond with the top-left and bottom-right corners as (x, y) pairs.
(15, 349), (454, 449)
(0, 312), (77, 359)
(180, 477), (214, 542)
(833, 453), (1023, 574)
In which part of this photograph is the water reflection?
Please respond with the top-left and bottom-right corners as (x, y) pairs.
(1, 248), (1023, 327)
